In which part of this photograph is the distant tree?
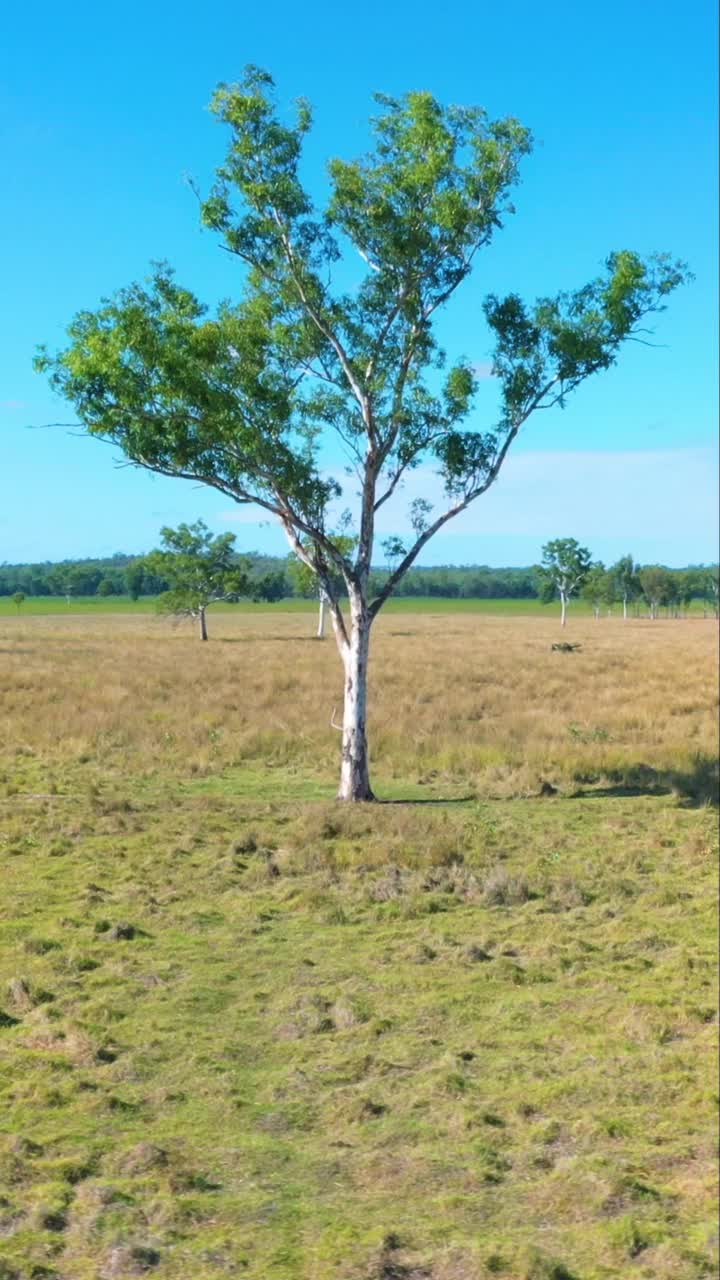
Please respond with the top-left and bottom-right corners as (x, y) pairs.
(638, 565), (671, 620)
(701, 566), (719, 618)
(673, 570), (697, 618)
(34, 69), (689, 799)
(98, 578), (115, 597)
(252, 569), (288, 603)
(11, 591), (25, 613)
(124, 563), (145, 601)
(610, 554), (640, 621)
(538, 538), (592, 627)
(581, 562), (610, 619)
(288, 556), (329, 637)
(144, 521), (251, 640)
(288, 534), (355, 637)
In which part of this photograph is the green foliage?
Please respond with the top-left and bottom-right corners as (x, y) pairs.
(288, 534), (357, 600)
(638, 565), (673, 609)
(609, 554), (640, 606)
(143, 520), (252, 619)
(11, 591), (25, 612)
(537, 539), (593, 601)
(582, 563), (615, 612)
(35, 67), (689, 619)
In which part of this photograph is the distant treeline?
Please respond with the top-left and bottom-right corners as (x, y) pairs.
(1, 552), (716, 605)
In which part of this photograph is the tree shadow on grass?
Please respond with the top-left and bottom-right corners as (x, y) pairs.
(572, 756), (719, 809)
(377, 795), (477, 807)
(216, 635), (321, 644)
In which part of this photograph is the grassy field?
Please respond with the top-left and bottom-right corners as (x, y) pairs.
(0, 611), (717, 1279)
(0, 594), (713, 618)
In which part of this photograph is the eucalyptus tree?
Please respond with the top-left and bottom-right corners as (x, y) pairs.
(144, 520), (251, 640)
(699, 566), (719, 618)
(581, 562), (612, 619)
(538, 538), (593, 627)
(288, 534), (355, 637)
(610, 554), (640, 621)
(35, 68), (688, 799)
(638, 565), (671, 620)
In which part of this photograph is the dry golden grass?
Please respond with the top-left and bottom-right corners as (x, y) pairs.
(1, 609), (717, 798)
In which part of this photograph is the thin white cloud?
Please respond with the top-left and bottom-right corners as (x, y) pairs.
(218, 506), (276, 526)
(214, 447), (718, 554)
(372, 447), (719, 542)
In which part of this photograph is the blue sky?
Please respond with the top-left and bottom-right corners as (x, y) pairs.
(1, 0), (717, 567)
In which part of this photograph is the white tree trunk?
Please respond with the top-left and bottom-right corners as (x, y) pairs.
(337, 600), (373, 801)
(198, 607), (208, 641)
(317, 594), (326, 639)
(560, 592), (567, 627)
(622, 596), (628, 621)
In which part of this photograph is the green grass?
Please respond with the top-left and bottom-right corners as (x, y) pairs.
(0, 754), (717, 1280)
(0, 594), (712, 618)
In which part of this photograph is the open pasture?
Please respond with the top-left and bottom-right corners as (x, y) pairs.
(0, 610), (717, 1279)
(0, 594), (712, 618)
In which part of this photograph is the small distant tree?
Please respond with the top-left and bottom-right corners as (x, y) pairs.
(144, 520), (251, 640)
(252, 569), (288, 603)
(124, 563), (145, 601)
(538, 538), (592, 627)
(610, 554), (640, 621)
(672, 570), (696, 618)
(98, 578), (115, 597)
(581, 562), (611, 619)
(288, 534), (355, 637)
(12, 591), (25, 614)
(289, 556), (329, 637)
(638, 565), (671, 620)
(701, 566), (719, 618)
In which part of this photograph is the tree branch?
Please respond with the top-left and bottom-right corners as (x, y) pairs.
(369, 379), (559, 617)
(278, 516), (350, 652)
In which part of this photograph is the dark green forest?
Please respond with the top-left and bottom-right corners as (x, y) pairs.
(1, 552), (717, 608)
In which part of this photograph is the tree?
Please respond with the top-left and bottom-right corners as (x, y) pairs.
(11, 591), (25, 613)
(143, 520), (251, 640)
(537, 538), (592, 627)
(581, 562), (610, 619)
(124, 563), (145, 601)
(35, 68), (688, 800)
(638, 565), (671, 619)
(702, 566), (719, 618)
(288, 533), (355, 637)
(252, 569), (288, 603)
(672, 569), (696, 618)
(98, 578), (115, 597)
(610, 554), (640, 621)
(289, 555), (329, 637)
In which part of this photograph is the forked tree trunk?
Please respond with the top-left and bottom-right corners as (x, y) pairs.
(337, 600), (373, 801)
(198, 607), (208, 641)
